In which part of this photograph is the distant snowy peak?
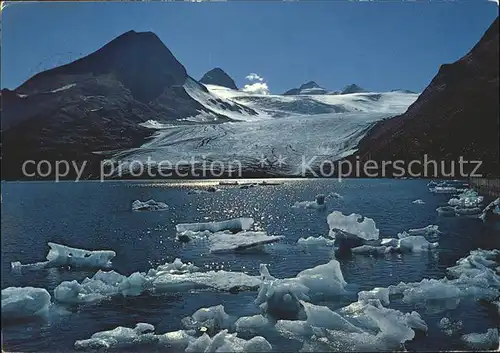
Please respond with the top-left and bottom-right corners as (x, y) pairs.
(200, 68), (238, 90)
(284, 81), (328, 95)
(341, 84), (365, 95)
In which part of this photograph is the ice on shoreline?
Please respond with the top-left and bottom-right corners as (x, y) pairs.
(11, 242), (116, 271)
(176, 218), (254, 233)
(1, 287), (51, 320)
(132, 199), (168, 211)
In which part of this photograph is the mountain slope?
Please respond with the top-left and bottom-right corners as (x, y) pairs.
(353, 17), (499, 177)
(1, 31), (258, 179)
(199, 68), (238, 90)
(284, 81), (329, 95)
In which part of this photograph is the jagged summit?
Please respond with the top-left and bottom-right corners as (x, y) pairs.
(17, 29), (188, 103)
(341, 84), (365, 94)
(284, 81), (328, 95)
(200, 68), (238, 90)
(299, 81), (321, 90)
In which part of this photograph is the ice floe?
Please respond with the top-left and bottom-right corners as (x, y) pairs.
(448, 189), (484, 208)
(277, 299), (426, 352)
(11, 242), (116, 271)
(327, 211), (379, 250)
(412, 199), (425, 204)
(297, 236), (335, 247)
(176, 218), (254, 233)
(388, 249), (500, 310)
(74, 323), (156, 350)
(132, 199), (168, 211)
(255, 260), (347, 319)
(438, 317), (463, 336)
(293, 194), (326, 210)
(461, 328), (499, 350)
(181, 305), (235, 334)
(53, 258), (261, 304)
(74, 324), (272, 352)
(1, 287), (51, 320)
(207, 231), (284, 253)
(187, 187), (220, 194)
(479, 197), (500, 222)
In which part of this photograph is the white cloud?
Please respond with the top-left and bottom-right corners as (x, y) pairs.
(246, 73), (264, 82)
(242, 82), (270, 95)
(242, 72), (269, 94)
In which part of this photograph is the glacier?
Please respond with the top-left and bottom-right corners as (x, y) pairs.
(108, 85), (419, 177)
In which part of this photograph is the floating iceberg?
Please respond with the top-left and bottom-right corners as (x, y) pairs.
(255, 260), (347, 319)
(429, 186), (463, 194)
(181, 305), (235, 334)
(329, 192), (343, 200)
(327, 211), (379, 250)
(448, 189), (483, 208)
(1, 287), (51, 320)
(234, 315), (273, 335)
(412, 199), (425, 204)
(357, 287), (390, 306)
(293, 194), (326, 210)
(207, 231), (284, 253)
(277, 299), (426, 352)
(54, 258), (260, 304)
(11, 242), (116, 271)
(352, 233), (438, 256)
(297, 236), (335, 247)
(219, 181), (239, 185)
(461, 328), (499, 350)
(388, 249), (500, 310)
(74, 323), (156, 350)
(176, 217), (254, 233)
(438, 317), (463, 336)
(132, 199), (168, 211)
(185, 330), (272, 353)
(405, 225), (441, 238)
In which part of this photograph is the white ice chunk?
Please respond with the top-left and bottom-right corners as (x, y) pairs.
(74, 323), (156, 350)
(448, 189), (484, 208)
(54, 258), (258, 304)
(412, 199), (425, 204)
(132, 199), (168, 211)
(461, 329), (499, 350)
(406, 225), (441, 238)
(181, 305), (234, 333)
(438, 317), (463, 336)
(176, 217), (254, 233)
(479, 197), (500, 221)
(327, 211), (379, 241)
(297, 236), (335, 247)
(234, 315), (272, 335)
(293, 194), (327, 210)
(11, 242), (116, 271)
(358, 287), (390, 306)
(207, 231), (284, 253)
(398, 236), (439, 252)
(255, 260), (346, 319)
(185, 330), (272, 353)
(1, 287), (51, 320)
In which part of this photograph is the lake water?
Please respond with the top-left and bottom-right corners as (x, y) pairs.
(1, 179), (499, 352)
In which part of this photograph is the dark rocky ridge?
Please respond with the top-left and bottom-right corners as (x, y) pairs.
(350, 17), (499, 178)
(0, 31), (254, 180)
(284, 81), (328, 95)
(199, 68), (238, 90)
(341, 84), (365, 94)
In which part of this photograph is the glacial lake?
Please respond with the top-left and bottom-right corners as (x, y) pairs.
(1, 179), (499, 352)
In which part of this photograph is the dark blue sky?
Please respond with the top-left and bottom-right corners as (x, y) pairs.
(1, 1), (498, 93)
